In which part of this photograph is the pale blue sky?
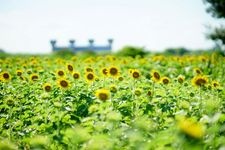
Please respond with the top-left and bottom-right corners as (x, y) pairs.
(0, 0), (223, 53)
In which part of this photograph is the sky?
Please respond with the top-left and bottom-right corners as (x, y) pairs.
(0, 0), (224, 54)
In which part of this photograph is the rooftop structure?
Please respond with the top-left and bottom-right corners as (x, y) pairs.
(50, 39), (113, 52)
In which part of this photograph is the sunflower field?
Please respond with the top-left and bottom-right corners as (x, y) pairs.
(0, 52), (225, 150)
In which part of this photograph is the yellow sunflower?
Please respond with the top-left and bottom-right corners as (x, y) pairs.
(177, 75), (185, 84)
(211, 80), (220, 88)
(101, 68), (108, 76)
(56, 70), (65, 77)
(193, 67), (202, 75)
(130, 69), (141, 79)
(67, 64), (74, 72)
(1, 72), (11, 82)
(16, 70), (23, 76)
(191, 75), (208, 87)
(178, 117), (205, 139)
(30, 74), (39, 81)
(108, 66), (119, 77)
(58, 78), (70, 89)
(43, 83), (52, 92)
(161, 76), (170, 85)
(72, 72), (80, 80)
(151, 70), (161, 82)
(85, 67), (93, 73)
(85, 72), (95, 82)
(95, 89), (110, 101)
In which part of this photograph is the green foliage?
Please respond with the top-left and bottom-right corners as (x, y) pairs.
(164, 47), (190, 55)
(76, 50), (97, 59)
(208, 25), (225, 45)
(203, 0), (225, 18)
(0, 53), (225, 149)
(116, 46), (148, 57)
(52, 49), (75, 58)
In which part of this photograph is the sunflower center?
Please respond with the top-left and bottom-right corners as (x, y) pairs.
(60, 80), (68, 87)
(87, 73), (94, 80)
(132, 72), (140, 78)
(45, 85), (51, 92)
(86, 68), (93, 72)
(17, 72), (22, 76)
(102, 69), (108, 75)
(163, 79), (169, 84)
(195, 78), (206, 86)
(31, 75), (38, 81)
(153, 72), (160, 80)
(110, 68), (118, 75)
(73, 73), (79, 79)
(147, 91), (152, 96)
(58, 71), (64, 76)
(3, 73), (9, 79)
(99, 93), (108, 101)
(196, 69), (201, 74)
(67, 65), (73, 71)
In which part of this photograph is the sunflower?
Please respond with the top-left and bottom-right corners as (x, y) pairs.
(151, 70), (161, 82)
(85, 67), (93, 72)
(193, 67), (202, 75)
(211, 81), (220, 88)
(85, 72), (95, 82)
(109, 66), (119, 77)
(129, 69), (133, 74)
(30, 74), (39, 81)
(16, 70), (23, 76)
(1, 72), (11, 81)
(101, 68), (108, 76)
(131, 69), (141, 79)
(67, 64), (74, 72)
(177, 75), (185, 84)
(95, 89), (110, 101)
(178, 117), (205, 139)
(161, 76), (170, 85)
(58, 78), (69, 89)
(43, 83), (52, 92)
(199, 56), (207, 62)
(192, 75), (208, 87)
(72, 72), (80, 80)
(56, 70), (65, 77)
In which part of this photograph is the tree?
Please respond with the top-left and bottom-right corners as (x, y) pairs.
(116, 46), (148, 58)
(203, 0), (225, 47)
(204, 0), (225, 18)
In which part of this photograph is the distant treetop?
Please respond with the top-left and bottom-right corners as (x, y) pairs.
(203, 0), (225, 18)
